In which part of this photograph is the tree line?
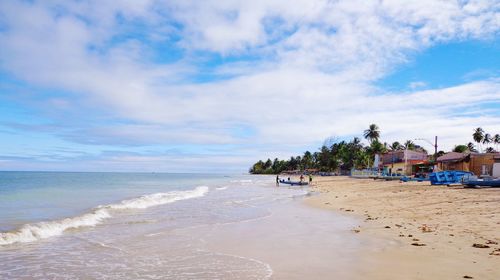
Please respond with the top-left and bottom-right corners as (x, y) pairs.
(249, 125), (499, 175)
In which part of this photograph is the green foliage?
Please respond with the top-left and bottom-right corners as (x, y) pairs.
(485, 147), (496, 153)
(467, 142), (477, 152)
(250, 137), (372, 174)
(363, 124), (380, 143)
(250, 124), (497, 175)
(453, 145), (468, 153)
(472, 127), (499, 152)
(390, 141), (403, 150)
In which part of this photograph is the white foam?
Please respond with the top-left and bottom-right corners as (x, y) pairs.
(230, 179), (252, 183)
(104, 186), (209, 210)
(0, 186), (209, 246)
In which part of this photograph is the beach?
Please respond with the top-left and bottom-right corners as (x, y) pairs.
(2, 172), (499, 279)
(306, 176), (500, 280)
(0, 172), (374, 279)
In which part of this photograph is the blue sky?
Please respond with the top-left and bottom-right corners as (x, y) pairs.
(0, 0), (499, 172)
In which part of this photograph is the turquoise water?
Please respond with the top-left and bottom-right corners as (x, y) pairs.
(0, 172), (229, 231)
(0, 172), (365, 279)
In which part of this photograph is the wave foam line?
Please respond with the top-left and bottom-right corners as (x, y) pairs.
(0, 186), (209, 246)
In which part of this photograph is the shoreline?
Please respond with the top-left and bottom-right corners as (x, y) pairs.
(305, 176), (500, 280)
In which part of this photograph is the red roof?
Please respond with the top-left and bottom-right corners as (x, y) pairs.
(437, 152), (468, 162)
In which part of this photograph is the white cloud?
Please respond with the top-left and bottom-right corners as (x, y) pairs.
(0, 0), (499, 171)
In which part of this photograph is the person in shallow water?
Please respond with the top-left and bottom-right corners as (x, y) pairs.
(299, 175), (304, 183)
(276, 175), (280, 186)
(309, 175), (313, 185)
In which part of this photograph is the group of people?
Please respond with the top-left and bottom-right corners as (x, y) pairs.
(275, 174), (313, 186)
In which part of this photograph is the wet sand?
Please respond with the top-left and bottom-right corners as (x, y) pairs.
(306, 176), (500, 280)
(196, 193), (382, 280)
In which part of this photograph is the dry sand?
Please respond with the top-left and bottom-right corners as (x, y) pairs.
(306, 176), (500, 280)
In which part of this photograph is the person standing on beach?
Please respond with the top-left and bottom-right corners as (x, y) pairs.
(308, 175), (313, 185)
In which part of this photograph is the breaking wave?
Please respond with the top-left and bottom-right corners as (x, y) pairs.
(0, 186), (209, 246)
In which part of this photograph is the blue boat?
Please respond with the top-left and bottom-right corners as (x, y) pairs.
(464, 179), (500, 188)
(400, 176), (429, 182)
(429, 171), (472, 185)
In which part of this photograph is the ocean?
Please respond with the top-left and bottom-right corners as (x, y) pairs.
(0, 172), (366, 279)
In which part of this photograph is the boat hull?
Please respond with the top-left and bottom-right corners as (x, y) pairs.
(429, 171), (472, 185)
(464, 180), (500, 188)
(279, 180), (308, 186)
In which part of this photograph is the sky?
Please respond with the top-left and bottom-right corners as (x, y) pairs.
(0, 0), (499, 173)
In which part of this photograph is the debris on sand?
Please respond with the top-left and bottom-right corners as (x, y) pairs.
(463, 275), (473, 279)
(411, 242), (426, 246)
(489, 248), (500, 256)
(472, 243), (490, 249)
(420, 224), (434, 233)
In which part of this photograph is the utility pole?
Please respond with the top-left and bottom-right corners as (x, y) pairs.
(414, 136), (439, 171)
(434, 136), (438, 160)
(434, 136), (438, 172)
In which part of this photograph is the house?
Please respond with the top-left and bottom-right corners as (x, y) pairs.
(435, 152), (470, 171)
(381, 150), (428, 176)
(436, 152), (499, 176)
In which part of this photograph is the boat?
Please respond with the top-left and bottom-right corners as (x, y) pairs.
(463, 179), (500, 188)
(400, 176), (430, 182)
(373, 175), (405, 181)
(279, 180), (308, 186)
(429, 171), (472, 185)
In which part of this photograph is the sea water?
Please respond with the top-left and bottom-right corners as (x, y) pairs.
(0, 172), (367, 279)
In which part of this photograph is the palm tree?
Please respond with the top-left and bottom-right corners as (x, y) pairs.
(472, 127), (484, 152)
(352, 137), (361, 146)
(363, 124), (380, 143)
(494, 134), (500, 151)
(390, 141), (402, 151)
(485, 147), (496, 153)
(483, 133), (492, 151)
(403, 140), (415, 150)
(467, 142), (477, 152)
(302, 151), (313, 169)
(365, 140), (386, 168)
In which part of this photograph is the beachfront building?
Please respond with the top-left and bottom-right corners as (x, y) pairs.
(436, 152), (499, 176)
(381, 150), (428, 176)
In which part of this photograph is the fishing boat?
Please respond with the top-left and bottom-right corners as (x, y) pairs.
(279, 180), (308, 186)
(429, 171), (472, 185)
(463, 178), (500, 188)
(400, 176), (430, 182)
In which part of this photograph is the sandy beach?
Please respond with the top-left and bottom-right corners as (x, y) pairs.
(305, 176), (500, 280)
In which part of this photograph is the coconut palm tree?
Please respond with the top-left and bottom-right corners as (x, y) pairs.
(302, 151), (313, 169)
(403, 140), (415, 150)
(472, 127), (484, 152)
(366, 140), (386, 166)
(483, 133), (492, 151)
(467, 142), (477, 152)
(363, 124), (380, 143)
(494, 134), (500, 151)
(390, 141), (402, 151)
(485, 147), (496, 153)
